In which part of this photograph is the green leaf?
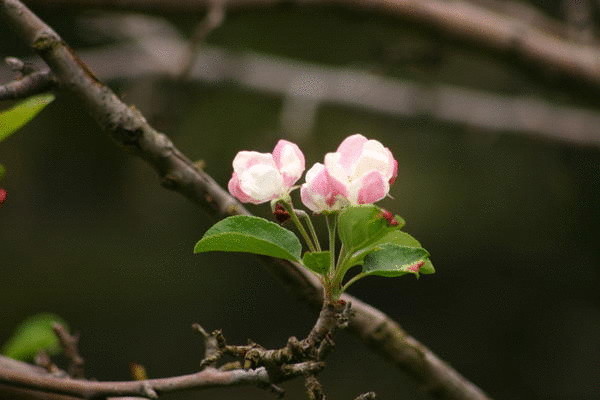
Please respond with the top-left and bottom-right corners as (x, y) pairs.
(0, 164), (5, 181)
(0, 93), (55, 143)
(377, 231), (435, 274)
(348, 230), (435, 275)
(338, 205), (404, 254)
(194, 215), (302, 262)
(362, 244), (430, 278)
(2, 313), (67, 361)
(420, 260), (436, 275)
(302, 251), (331, 274)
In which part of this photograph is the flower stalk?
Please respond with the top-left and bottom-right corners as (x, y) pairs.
(280, 199), (317, 253)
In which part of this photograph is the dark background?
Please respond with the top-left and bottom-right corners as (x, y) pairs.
(1, 2), (599, 399)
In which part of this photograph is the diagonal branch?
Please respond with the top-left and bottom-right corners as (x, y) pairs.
(0, 1), (491, 399)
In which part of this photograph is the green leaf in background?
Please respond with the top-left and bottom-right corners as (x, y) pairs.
(338, 205), (405, 254)
(194, 215), (302, 262)
(0, 164), (5, 181)
(302, 251), (331, 274)
(362, 244), (430, 278)
(1, 313), (67, 361)
(0, 93), (55, 143)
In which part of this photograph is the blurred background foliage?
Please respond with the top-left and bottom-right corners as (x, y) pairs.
(1, 1), (599, 399)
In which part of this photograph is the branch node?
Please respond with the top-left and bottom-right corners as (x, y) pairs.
(140, 381), (158, 399)
(32, 31), (61, 51)
(304, 374), (326, 400)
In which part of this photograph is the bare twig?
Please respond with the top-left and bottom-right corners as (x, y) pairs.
(0, 301), (349, 399)
(0, 1), (492, 399)
(177, 0), (226, 78)
(0, 359), (272, 399)
(305, 374), (326, 400)
(0, 57), (54, 100)
(33, 351), (62, 376)
(52, 324), (85, 379)
(192, 323), (224, 369)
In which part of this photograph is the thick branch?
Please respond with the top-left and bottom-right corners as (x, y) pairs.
(0, 1), (491, 400)
(22, 0), (600, 88)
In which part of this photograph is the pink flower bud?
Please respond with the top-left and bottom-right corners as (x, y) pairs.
(0, 188), (6, 205)
(300, 163), (349, 213)
(228, 140), (305, 204)
(318, 134), (397, 207)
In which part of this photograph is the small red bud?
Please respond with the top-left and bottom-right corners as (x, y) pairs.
(0, 188), (6, 205)
(273, 203), (290, 224)
(379, 209), (398, 226)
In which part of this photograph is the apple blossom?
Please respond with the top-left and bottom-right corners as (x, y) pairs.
(301, 134), (397, 212)
(300, 163), (349, 213)
(228, 140), (305, 204)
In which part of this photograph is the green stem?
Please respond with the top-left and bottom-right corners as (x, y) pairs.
(325, 214), (337, 280)
(341, 272), (367, 293)
(281, 200), (316, 252)
(296, 209), (321, 252)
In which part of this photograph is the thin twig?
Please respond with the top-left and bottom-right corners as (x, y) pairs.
(52, 323), (85, 379)
(177, 0), (225, 78)
(192, 323), (224, 369)
(304, 374), (326, 400)
(0, 57), (54, 100)
(33, 351), (62, 376)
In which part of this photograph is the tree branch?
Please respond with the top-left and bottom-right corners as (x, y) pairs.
(177, 0), (226, 78)
(22, 0), (600, 88)
(0, 1), (491, 399)
(0, 358), (273, 399)
(52, 324), (85, 379)
(0, 57), (53, 100)
(58, 13), (600, 147)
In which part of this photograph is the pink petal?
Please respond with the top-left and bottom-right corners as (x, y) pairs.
(325, 170), (349, 206)
(232, 151), (275, 174)
(389, 158), (398, 184)
(228, 172), (253, 203)
(272, 139), (305, 187)
(356, 171), (389, 204)
(301, 163), (349, 212)
(336, 134), (367, 171)
(300, 184), (319, 212)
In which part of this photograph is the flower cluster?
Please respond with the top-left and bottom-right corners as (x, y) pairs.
(228, 134), (397, 213)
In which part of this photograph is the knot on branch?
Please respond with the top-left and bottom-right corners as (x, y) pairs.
(32, 31), (61, 52)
